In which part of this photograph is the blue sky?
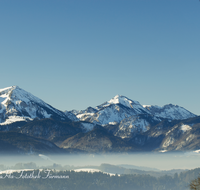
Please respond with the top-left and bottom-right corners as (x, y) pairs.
(0, 0), (200, 114)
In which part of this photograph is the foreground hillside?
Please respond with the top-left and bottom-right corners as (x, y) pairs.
(0, 166), (199, 190)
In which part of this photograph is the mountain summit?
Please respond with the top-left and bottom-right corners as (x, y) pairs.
(72, 95), (149, 125)
(71, 95), (197, 125)
(0, 86), (69, 125)
(143, 104), (196, 120)
(103, 95), (143, 109)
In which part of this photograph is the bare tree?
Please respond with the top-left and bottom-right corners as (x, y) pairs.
(190, 176), (200, 190)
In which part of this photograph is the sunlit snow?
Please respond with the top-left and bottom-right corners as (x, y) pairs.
(0, 116), (33, 125)
(159, 150), (168, 153)
(0, 86), (65, 125)
(74, 168), (120, 176)
(193, 149), (200, 153)
(181, 124), (192, 132)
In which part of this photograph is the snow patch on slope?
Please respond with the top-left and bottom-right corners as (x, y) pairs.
(162, 136), (175, 148)
(193, 149), (200, 153)
(181, 124), (192, 132)
(64, 111), (79, 121)
(77, 113), (95, 119)
(0, 116), (33, 125)
(159, 150), (168, 153)
(108, 122), (118, 125)
(114, 115), (151, 139)
(81, 123), (95, 132)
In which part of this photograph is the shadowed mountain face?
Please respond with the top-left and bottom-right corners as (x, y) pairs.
(156, 116), (200, 152)
(0, 86), (199, 154)
(0, 132), (64, 154)
(60, 127), (138, 153)
(18, 118), (83, 145)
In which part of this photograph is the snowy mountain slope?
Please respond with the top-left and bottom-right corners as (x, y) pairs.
(97, 95), (148, 111)
(127, 118), (186, 150)
(68, 108), (95, 121)
(0, 86), (69, 126)
(64, 111), (79, 121)
(156, 116), (200, 152)
(73, 95), (149, 125)
(114, 115), (162, 139)
(80, 122), (96, 132)
(122, 116), (200, 152)
(70, 95), (197, 127)
(143, 104), (196, 120)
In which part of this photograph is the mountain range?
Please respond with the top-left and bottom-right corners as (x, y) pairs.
(0, 85), (199, 154)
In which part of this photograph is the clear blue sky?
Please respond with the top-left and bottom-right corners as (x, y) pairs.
(0, 0), (200, 115)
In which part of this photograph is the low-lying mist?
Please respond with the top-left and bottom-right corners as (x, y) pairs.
(1, 152), (200, 171)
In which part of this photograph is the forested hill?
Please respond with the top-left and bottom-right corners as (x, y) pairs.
(0, 167), (199, 190)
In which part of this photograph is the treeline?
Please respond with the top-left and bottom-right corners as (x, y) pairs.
(0, 162), (187, 178)
(0, 168), (200, 190)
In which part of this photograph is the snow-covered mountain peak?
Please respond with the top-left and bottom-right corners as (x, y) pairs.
(0, 86), (69, 125)
(105, 95), (141, 109)
(0, 86), (47, 107)
(0, 86), (16, 97)
(143, 103), (196, 120)
(72, 95), (150, 125)
(0, 85), (20, 93)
